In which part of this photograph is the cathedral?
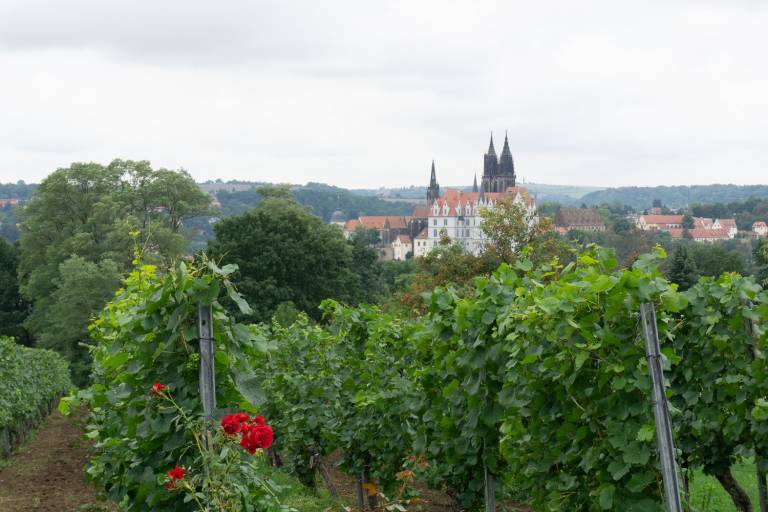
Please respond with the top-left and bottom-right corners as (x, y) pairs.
(426, 132), (517, 203)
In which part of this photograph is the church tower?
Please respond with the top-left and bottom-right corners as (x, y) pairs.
(481, 132), (516, 193)
(427, 160), (440, 204)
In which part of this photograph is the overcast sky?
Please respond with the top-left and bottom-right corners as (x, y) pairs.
(0, 1), (766, 188)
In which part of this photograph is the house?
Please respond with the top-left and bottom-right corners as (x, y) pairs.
(342, 215), (412, 244)
(554, 208), (606, 232)
(0, 198), (19, 207)
(753, 221), (768, 237)
(392, 234), (412, 261)
(636, 214), (737, 241)
(413, 228), (430, 258)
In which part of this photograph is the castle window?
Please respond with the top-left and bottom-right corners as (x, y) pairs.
(443, 219), (448, 226)
(433, 229), (437, 237)
(432, 219), (436, 226)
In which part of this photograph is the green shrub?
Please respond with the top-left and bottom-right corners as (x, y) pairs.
(0, 336), (72, 429)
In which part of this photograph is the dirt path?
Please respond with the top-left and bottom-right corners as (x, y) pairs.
(0, 410), (110, 512)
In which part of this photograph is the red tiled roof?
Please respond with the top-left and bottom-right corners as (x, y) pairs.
(412, 206), (430, 218)
(357, 216), (409, 230)
(394, 234), (412, 244)
(415, 227), (428, 239)
(432, 187), (534, 215)
(641, 215), (684, 225)
(754, 221), (767, 228)
(343, 219), (361, 232)
(716, 218), (737, 228)
(689, 228), (731, 239)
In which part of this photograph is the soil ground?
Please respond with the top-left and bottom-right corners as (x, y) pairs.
(0, 410), (528, 511)
(0, 410), (111, 512)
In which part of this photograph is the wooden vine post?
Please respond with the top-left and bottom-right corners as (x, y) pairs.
(640, 303), (683, 512)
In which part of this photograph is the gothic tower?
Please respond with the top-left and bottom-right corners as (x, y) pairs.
(427, 160), (440, 204)
(481, 132), (516, 193)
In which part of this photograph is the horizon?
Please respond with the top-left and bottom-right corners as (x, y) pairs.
(1, 1), (768, 188)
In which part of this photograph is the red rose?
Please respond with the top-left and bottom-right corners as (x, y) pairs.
(151, 383), (167, 397)
(240, 423), (273, 453)
(234, 412), (250, 423)
(168, 464), (185, 481)
(220, 414), (241, 435)
(253, 415), (265, 426)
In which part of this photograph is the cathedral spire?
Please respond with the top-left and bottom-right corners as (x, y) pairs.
(498, 130), (516, 188)
(500, 132), (512, 159)
(472, 173), (478, 192)
(487, 133), (496, 157)
(427, 160), (440, 204)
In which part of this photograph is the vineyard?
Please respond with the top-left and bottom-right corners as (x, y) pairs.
(4, 245), (767, 511)
(0, 336), (71, 458)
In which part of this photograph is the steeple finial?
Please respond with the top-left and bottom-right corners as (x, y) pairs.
(472, 173), (478, 193)
(500, 132), (512, 159)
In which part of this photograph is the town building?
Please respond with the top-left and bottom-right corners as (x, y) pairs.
(554, 208), (606, 232)
(754, 221), (768, 237)
(392, 234), (412, 260)
(636, 214), (737, 242)
(0, 198), (19, 207)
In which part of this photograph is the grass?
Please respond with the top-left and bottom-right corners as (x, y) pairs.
(257, 459), (342, 512)
(688, 461), (762, 511)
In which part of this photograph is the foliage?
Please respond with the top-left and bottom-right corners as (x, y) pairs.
(581, 185), (768, 210)
(479, 196), (559, 264)
(499, 246), (683, 511)
(73, 259), (274, 511)
(669, 274), (768, 510)
(666, 244), (698, 290)
(207, 195), (369, 322)
(252, 304), (418, 495)
(0, 336), (71, 429)
(0, 238), (29, 343)
(17, 160), (211, 382)
(755, 239), (768, 286)
(411, 257), (546, 508)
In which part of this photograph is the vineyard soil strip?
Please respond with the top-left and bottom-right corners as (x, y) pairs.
(640, 303), (683, 512)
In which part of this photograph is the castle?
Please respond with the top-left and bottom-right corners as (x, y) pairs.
(344, 133), (536, 259)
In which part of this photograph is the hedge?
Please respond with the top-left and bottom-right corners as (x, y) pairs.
(0, 336), (72, 451)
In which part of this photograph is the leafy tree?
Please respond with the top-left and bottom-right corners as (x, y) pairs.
(666, 244), (698, 290)
(207, 193), (364, 322)
(18, 160), (210, 383)
(613, 217), (633, 234)
(479, 196), (559, 264)
(689, 244), (746, 277)
(0, 238), (29, 343)
(682, 214), (695, 229)
(755, 239), (768, 286)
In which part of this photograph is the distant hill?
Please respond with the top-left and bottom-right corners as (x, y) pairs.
(581, 184), (768, 210)
(350, 183), (603, 205)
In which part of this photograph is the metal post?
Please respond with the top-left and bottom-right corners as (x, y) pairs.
(198, 303), (216, 449)
(356, 474), (366, 511)
(484, 465), (495, 512)
(640, 303), (683, 512)
(744, 304), (768, 512)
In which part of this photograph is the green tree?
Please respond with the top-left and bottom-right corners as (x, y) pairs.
(682, 213), (695, 229)
(479, 196), (561, 264)
(18, 160), (210, 383)
(689, 243), (746, 277)
(207, 193), (362, 322)
(666, 244), (698, 290)
(756, 239), (768, 285)
(0, 238), (29, 343)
